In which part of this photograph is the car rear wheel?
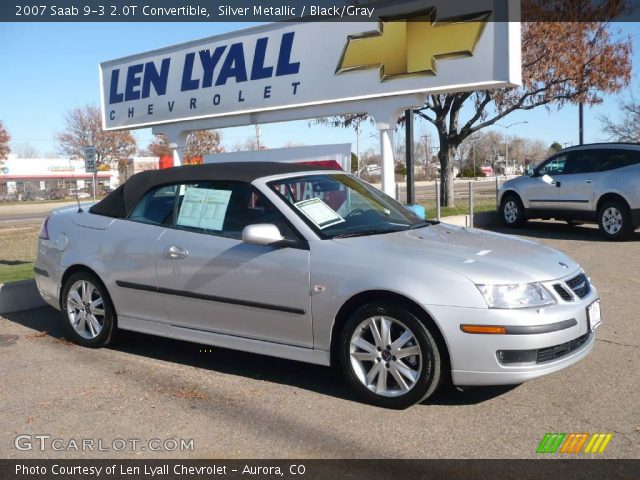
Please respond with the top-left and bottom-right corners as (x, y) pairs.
(61, 272), (115, 347)
(500, 195), (526, 227)
(339, 302), (443, 409)
(598, 201), (632, 240)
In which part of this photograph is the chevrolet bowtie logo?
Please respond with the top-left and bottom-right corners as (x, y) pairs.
(336, 9), (491, 81)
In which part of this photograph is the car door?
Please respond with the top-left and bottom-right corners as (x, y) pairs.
(550, 149), (601, 211)
(155, 180), (313, 348)
(524, 153), (569, 210)
(107, 184), (178, 323)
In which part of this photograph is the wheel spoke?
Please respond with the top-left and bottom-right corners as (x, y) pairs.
(395, 345), (420, 359)
(75, 313), (86, 334)
(352, 336), (376, 354)
(390, 330), (412, 351)
(88, 314), (101, 336)
(393, 359), (418, 382)
(389, 365), (410, 391)
(376, 366), (388, 392)
(90, 297), (104, 317)
(365, 361), (382, 386)
(351, 351), (377, 362)
(368, 317), (383, 348)
(380, 317), (392, 348)
(69, 290), (83, 308)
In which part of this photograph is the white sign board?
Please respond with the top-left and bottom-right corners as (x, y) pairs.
(100, 0), (520, 130)
(84, 146), (97, 173)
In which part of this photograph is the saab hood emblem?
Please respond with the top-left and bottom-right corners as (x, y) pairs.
(559, 262), (569, 269)
(336, 8), (490, 81)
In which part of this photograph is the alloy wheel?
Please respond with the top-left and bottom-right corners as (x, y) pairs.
(503, 200), (519, 224)
(349, 316), (422, 397)
(66, 279), (105, 339)
(601, 207), (623, 235)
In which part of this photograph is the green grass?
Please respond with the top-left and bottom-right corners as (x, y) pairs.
(421, 198), (497, 218)
(0, 262), (34, 283)
(0, 225), (39, 284)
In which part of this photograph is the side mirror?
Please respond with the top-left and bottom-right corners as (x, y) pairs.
(542, 174), (555, 185)
(242, 224), (284, 246)
(406, 204), (426, 220)
(527, 168), (535, 177)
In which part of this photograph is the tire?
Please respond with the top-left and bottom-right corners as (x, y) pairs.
(500, 194), (526, 227)
(60, 271), (116, 348)
(339, 302), (443, 409)
(597, 200), (633, 240)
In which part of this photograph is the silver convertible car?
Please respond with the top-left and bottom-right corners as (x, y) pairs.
(35, 162), (601, 408)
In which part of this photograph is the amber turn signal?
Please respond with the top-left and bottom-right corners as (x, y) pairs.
(460, 325), (507, 334)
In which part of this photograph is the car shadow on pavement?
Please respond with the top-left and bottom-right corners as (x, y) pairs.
(5, 306), (517, 407)
(484, 221), (640, 242)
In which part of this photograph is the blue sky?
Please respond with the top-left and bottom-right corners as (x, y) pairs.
(0, 22), (638, 158)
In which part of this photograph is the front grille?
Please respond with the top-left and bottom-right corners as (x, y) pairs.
(553, 284), (573, 301)
(566, 273), (590, 299)
(536, 333), (590, 364)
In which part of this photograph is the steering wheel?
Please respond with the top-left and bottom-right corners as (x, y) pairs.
(345, 208), (365, 219)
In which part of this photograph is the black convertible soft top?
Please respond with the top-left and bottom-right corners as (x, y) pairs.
(89, 162), (331, 218)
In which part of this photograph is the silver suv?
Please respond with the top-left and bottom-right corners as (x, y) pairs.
(498, 143), (640, 240)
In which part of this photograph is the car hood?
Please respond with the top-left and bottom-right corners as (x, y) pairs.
(332, 223), (580, 284)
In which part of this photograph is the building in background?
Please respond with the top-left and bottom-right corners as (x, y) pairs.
(0, 155), (158, 199)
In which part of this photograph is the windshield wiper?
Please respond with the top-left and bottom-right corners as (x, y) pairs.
(409, 220), (435, 229)
(332, 228), (406, 239)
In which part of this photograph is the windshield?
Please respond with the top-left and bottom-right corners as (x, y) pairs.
(267, 173), (424, 238)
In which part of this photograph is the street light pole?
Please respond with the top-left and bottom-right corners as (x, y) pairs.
(497, 121), (528, 175)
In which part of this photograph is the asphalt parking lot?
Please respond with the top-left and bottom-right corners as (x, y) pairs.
(1, 221), (638, 459)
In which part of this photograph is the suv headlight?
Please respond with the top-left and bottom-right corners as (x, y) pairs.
(476, 283), (555, 309)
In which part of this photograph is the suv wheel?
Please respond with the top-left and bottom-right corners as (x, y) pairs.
(61, 272), (116, 347)
(501, 195), (526, 227)
(598, 201), (632, 240)
(339, 302), (443, 409)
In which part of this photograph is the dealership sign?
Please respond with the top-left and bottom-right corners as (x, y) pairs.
(100, 0), (520, 130)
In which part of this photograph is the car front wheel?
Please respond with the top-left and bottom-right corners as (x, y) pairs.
(501, 195), (526, 227)
(61, 272), (116, 347)
(598, 201), (632, 240)
(339, 302), (443, 409)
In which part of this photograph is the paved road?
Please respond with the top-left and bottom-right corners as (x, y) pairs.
(0, 222), (638, 459)
(0, 201), (91, 226)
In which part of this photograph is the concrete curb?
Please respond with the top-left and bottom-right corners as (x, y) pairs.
(0, 279), (47, 315)
(439, 211), (500, 228)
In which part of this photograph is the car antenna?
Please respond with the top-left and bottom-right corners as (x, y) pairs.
(68, 157), (83, 213)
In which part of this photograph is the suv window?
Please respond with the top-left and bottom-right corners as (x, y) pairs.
(597, 149), (640, 171)
(536, 155), (568, 176)
(173, 181), (297, 240)
(128, 184), (178, 225)
(564, 151), (601, 174)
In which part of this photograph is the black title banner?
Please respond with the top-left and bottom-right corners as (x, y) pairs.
(3, 0), (640, 22)
(2, 459), (639, 480)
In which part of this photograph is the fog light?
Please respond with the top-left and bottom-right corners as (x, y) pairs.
(496, 349), (537, 365)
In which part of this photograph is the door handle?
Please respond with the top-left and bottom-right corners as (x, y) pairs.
(165, 245), (188, 259)
(585, 179), (594, 184)
(556, 181), (562, 188)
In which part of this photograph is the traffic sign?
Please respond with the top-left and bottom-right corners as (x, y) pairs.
(84, 146), (97, 173)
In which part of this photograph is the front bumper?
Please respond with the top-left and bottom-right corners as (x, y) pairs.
(427, 283), (599, 386)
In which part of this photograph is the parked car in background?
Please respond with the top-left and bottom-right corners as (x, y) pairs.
(498, 143), (640, 240)
(36, 162), (600, 408)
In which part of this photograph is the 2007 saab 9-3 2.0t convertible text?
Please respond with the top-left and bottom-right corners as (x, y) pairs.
(35, 162), (601, 408)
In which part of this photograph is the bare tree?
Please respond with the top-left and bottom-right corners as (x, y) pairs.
(14, 141), (40, 158)
(232, 137), (261, 152)
(599, 97), (640, 142)
(148, 130), (224, 164)
(55, 105), (137, 167)
(0, 121), (10, 166)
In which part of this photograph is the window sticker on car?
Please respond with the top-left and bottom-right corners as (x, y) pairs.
(177, 187), (232, 231)
(294, 197), (345, 229)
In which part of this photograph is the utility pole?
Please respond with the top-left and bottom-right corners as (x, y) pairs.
(356, 124), (360, 177)
(579, 102), (584, 145)
(405, 109), (415, 205)
(255, 125), (261, 150)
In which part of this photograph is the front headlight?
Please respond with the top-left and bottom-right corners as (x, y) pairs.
(476, 283), (555, 309)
